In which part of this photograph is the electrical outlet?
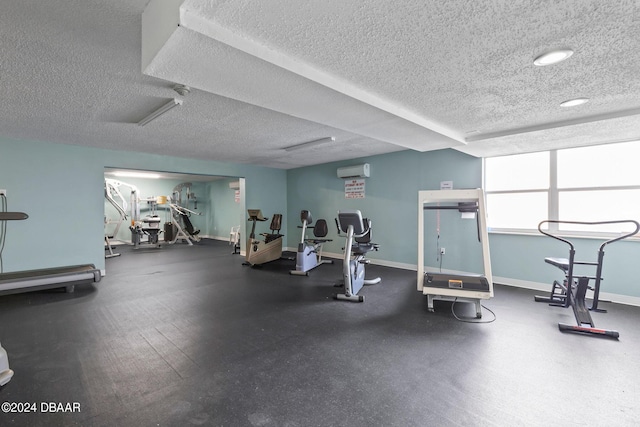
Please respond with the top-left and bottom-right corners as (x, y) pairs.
(440, 247), (445, 255)
(0, 189), (6, 196)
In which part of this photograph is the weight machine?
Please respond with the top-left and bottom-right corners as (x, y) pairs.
(167, 182), (201, 245)
(131, 196), (164, 249)
(104, 178), (138, 255)
(535, 219), (639, 338)
(167, 203), (202, 245)
(105, 178), (163, 250)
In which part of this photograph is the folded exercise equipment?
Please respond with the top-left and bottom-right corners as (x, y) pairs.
(536, 219), (639, 338)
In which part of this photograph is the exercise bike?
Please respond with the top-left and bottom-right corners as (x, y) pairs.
(244, 209), (284, 266)
(334, 210), (381, 302)
(536, 219), (639, 338)
(290, 210), (333, 276)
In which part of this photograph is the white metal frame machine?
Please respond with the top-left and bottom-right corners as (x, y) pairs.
(417, 188), (493, 317)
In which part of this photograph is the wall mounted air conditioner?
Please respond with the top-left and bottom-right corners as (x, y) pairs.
(229, 181), (240, 190)
(337, 163), (370, 179)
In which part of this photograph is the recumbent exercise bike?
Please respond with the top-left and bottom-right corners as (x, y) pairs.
(334, 210), (381, 302)
(290, 210), (333, 276)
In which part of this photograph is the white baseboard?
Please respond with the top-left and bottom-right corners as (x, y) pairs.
(202, 234), (226, 241)
(293, 249), (417, 271)
(491, 275), (640, 307)
(492, 276), (549, 292)
(225, 245), (640, 307)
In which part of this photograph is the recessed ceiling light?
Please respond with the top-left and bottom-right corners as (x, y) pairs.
(534, 49), (574, 66)
(560, 98), (589, 107)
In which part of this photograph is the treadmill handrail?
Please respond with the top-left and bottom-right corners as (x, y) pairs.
(0, 212), (28, 221)
(423, 203), (481, 242)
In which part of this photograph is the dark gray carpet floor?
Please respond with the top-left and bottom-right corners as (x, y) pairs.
(0, 239), (638, 426)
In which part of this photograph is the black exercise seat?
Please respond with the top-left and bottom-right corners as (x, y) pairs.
(309, 219), (332, 244)
(544, 257), (569, 272)
(352, 218), (378, 255)
(180, 213), (199, 235)
(263, 214), (283, 243)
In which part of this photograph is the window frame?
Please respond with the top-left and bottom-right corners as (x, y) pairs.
(483, 146), (640, 239)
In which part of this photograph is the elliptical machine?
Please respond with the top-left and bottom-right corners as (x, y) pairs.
(536, 219), (639, 338)
(290, 210), (333, 276)
(334, 210), (381, 302)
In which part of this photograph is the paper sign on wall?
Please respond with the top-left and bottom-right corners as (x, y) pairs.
(440, 181), (453, 190)
(345, 179), (365, 199)
(234, 190), (240, 203)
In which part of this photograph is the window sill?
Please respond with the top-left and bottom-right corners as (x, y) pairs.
(488, 228), (640, 242)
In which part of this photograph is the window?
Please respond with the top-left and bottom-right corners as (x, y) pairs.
(484, 140), (640, 235)
(484, 151), (549, 231)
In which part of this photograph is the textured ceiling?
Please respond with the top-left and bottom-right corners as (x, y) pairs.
(1, 1), (639, 169)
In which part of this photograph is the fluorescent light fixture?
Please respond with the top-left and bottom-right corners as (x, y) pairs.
(284, 136), (335, 152)
(534, 49), (574, 66)
(560, 98), (589, 107)
(137, 98), (183, 126)
(112, 171), (161, 179)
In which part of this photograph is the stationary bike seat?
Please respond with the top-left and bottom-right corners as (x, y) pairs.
(544, 257), (569, 272)
(308, 219), (332, 244)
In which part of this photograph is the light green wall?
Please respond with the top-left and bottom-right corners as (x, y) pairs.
(206, 178), (243, 239)
(489, 233), (640, 298)
(3, 135), (640, 301)
(287, 147), (640, 301)
(286, 149), (483, 270)
(0, 137), (286, 273)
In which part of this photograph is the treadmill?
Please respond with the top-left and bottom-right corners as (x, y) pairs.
(417, 189), (494, 318)
(0, 211), (101, 295)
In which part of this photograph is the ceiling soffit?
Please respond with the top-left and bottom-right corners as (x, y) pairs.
(141, 0), (463, 154)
